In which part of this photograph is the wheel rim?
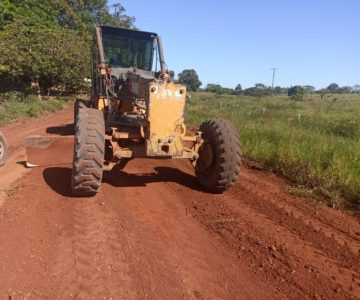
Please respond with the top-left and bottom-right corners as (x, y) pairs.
(197, 142), (215, 175)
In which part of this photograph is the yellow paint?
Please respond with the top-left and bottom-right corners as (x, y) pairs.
(147, 82), (187, 156)
(148, 82), (186, 136)
(97, 97), (108, 111)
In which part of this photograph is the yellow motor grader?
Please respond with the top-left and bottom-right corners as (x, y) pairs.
(28, 25), (241, 196)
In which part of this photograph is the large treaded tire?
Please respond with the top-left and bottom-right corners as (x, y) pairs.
(195, 118), (241, 193)
(74, 98), (90, 123)
(71, 108), (105, 196)
(0, 132), (8, 166)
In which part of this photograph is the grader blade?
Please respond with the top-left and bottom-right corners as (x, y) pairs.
(25, 135), (73, 167)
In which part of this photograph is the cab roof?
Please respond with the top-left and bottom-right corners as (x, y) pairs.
(98, 25), (158, 40)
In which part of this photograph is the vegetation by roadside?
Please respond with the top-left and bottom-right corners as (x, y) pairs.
(185, 92), (360, 209)
(0, 1), (135, 95)
(0, 92), (72, 125)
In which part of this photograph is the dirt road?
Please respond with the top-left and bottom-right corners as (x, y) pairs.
(0, 106), (359, 299)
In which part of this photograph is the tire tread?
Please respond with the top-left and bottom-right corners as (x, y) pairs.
(196, 118), (241, 193)
(71, 108), (104, 196)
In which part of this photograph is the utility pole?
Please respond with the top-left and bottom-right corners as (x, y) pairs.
(270, 67), (278, 97)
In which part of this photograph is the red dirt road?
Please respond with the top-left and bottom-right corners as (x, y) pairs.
(0, 107), (359, 299)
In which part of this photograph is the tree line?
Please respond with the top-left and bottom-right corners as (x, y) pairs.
(174, 69), (360, 99)
(1, 3), (357, 100)
(0, 0), (135, 95)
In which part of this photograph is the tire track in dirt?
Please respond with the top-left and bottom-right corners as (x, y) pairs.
(240, 168), (360, 256)
(102, 165), (276, 299)
(240, 179), (360, 264)
(52, 194), (135, 299)
(295, 204), (360, 243)
(168, 159), (360, 299)
(225, 192), (360, 297)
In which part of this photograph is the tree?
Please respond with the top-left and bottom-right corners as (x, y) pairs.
(206, 84), (222, 93)
(55, 1), (136, 30)
(206, 83), (235, 95)
(0, 0), (58, 29)
(303, 85), (315, 93)
(0, 20), (90, 94)
(105, 3), (136, 28)
(177, 69), (202, 91)
(288, 86), (306, 101)
(0, 0), (135, 94)
(254, 83), (268, 98)
(233, 84), (242, 95)
(243, 87), (254, 97)
(169, 70), (175, 81)
(340, 86), (352, 94)
(244, 84), (269, 98)
(0, 1), (136, 32)
(353, 84), (360, 93)
(326, 83), (340, 93)
(273, 86), (288, 95)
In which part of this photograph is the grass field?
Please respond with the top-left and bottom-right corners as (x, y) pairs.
(0, 92), (71, 125)
(185, 92), (360, 208)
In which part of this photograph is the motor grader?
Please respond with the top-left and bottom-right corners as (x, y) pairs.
(28, 25), (242, 196)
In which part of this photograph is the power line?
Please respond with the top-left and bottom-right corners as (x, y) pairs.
(270, 67), (278, 97)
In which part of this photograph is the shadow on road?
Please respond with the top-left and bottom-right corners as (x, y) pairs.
(43, 167), (74, 197)
(46, 123), (74, 136)
(104, 166), (203, 191)
(43, 166), (203, 197)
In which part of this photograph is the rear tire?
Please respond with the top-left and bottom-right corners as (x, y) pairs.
(71, 108), (105, 196)
(0, 132), (8, 166)
(195, 118), (241, 193)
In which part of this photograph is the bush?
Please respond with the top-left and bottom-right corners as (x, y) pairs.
(0, 94), (68, 124)
(0, 20), (90, 95)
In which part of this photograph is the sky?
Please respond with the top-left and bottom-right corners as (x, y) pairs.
(109, 0), (360, 89)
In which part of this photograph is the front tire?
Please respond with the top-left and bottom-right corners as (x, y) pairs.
(195, 118), (241, 193)
(0, 132), (8, 166)
(71, 108), (105, 196)
(74, 98), (90, 123)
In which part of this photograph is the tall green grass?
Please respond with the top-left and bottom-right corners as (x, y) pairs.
(0, 92), (69, 124)
(185, 93), (360, 208)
